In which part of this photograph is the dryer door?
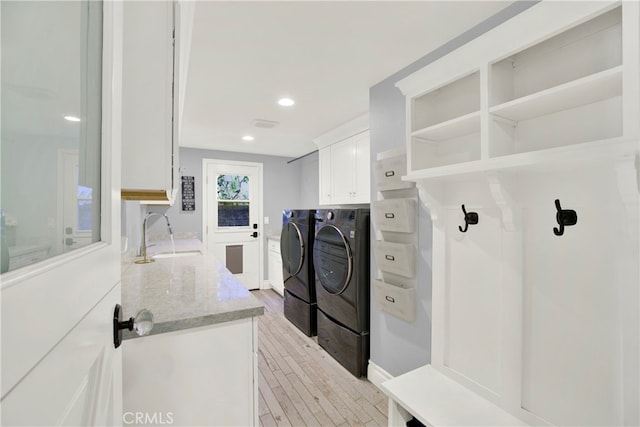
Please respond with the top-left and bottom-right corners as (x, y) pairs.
(313, 225), (352, 295)
(280, 222), (304, 276)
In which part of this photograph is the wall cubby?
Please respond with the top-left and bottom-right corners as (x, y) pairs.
(410, 72), (481, 171)
(489, 6), (623, 157)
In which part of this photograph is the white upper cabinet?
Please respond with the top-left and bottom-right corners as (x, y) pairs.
(314, 115), (371, 205)
(121, 1), (179, 203)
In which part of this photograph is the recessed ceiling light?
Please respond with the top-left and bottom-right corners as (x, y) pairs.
(278, 98), (295, 107)
(64, 115), (81, 122)
(242, 135), (255, 142)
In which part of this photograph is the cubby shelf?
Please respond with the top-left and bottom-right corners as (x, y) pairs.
(403, 137), (637, 183)
(412, 111), (480, 141)
(490, 66), (622, 122)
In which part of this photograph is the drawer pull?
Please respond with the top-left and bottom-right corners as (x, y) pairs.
(385, 255), (395, 261)
(385, 170), (395, 177)
(385, 296), (395, 303)
(384, 213), (395, 219)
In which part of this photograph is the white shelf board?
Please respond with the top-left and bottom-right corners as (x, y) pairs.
(403, 137), (638, 183)
(412, 111), (480, 141)
(381, 365), (527, 426)
(490, 66), (623, 122)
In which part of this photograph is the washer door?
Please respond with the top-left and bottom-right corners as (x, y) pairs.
(280, 222), (304, 276)
(313, 225), (352, 295)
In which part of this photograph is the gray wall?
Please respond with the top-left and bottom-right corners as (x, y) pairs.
(293, 151), (320, 209)
(145, 147), (302, 279)
(367, 1), (538, 377)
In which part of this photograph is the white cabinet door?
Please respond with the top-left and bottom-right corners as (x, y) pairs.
(318, 146), (333, 205)
(268, 239), (284, 295)
(123, 318), (258, 426)
(353, 131), (371, 203)
(331, 137), (357, 203)
(121, 1), (177, 203)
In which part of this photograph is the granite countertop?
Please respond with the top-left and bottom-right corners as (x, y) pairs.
(121, 239), (264, 340)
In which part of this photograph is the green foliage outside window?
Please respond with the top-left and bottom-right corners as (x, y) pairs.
(217, 175), (249, 201)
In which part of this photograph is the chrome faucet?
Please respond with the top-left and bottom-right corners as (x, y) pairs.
(135, 212), (173, 264)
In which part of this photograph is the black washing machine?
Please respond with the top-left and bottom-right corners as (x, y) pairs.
(281, 209), (316, 336)
(313, 208), (370, 377)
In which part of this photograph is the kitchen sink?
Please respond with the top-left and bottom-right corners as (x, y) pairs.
(152, 250), (203, 259)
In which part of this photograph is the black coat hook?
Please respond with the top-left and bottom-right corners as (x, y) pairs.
(553, 199), (577, 236)
(458, 204), (478, 233)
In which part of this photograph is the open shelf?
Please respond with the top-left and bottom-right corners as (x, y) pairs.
(490, 66), (622, 122)
(411, 71), (479, 131)
(412, 111), (480, 141)
(403, 137), (637, 183)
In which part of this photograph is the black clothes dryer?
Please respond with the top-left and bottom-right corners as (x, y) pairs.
(313, 208), (370, 377)
(281, 209), (316, 336)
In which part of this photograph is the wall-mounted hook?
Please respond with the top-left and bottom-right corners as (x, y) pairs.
(553, 199), (577, 236)
(458, 204), (478, 233)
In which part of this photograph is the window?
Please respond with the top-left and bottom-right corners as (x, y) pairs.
(217, 174), (250, 227)
(1, 1), (103, 273)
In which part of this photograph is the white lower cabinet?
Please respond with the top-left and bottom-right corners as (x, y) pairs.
(123, 318), (258, 426)
(267, 238), (284, 295)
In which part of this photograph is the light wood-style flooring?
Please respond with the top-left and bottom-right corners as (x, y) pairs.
(252, 289), (388, 427)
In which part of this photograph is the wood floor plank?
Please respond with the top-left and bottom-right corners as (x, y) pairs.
(272, 367), (322, 427)
(259, 330), (294, 376)
(258, 370), (293, 427)
(252, 289), (388, 427)
(260, 413), (277, 427)
(282, 353), (347, 425)
(357, 397), (388, 427)
(284, 370), (335, 427)
(259, 390), (270, 417)
(270, 384), (307, 427)
(258, 346), (281, 389)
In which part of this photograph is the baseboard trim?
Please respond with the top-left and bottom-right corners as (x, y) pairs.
(367, 360), (393, 391)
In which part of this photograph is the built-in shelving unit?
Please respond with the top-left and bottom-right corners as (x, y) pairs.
(385, 2), (639, 426)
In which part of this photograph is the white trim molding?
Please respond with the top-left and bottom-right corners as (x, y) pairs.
(367, 360), (394, 391)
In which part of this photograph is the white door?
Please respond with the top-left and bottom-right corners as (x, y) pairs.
(204, 159), (263, 290)
(1, 2), (123, 425)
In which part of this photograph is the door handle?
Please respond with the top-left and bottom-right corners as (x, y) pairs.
(65, 237), (77, 246)
(113, 304), (154, 348)
(250, 231), (258, 238)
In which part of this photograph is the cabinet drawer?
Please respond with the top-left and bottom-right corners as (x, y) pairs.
(374, 156), (414, 192)
(373, 241), (416, 278)
(373, 280), (416, 323)
(372, 199), (416, 233)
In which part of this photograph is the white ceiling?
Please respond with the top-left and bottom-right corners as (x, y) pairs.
(180, 1), (509, 158)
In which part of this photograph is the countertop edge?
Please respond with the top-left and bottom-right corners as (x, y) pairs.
(123, 305), (265, 340)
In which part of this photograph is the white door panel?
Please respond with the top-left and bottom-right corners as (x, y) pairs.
(2, 286), (122, 426)
(1, 1), (123, 425)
